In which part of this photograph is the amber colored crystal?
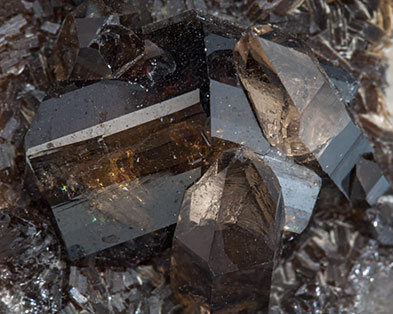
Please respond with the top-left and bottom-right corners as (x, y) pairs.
(25, 80), (207, 259)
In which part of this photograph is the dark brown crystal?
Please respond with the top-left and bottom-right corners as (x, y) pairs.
(54, 11), (144, 81)
(171, 148), (284, 313)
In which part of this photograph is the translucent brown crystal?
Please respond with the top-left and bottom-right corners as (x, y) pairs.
(25, 80), (207, 260)
(206, 31), (270, 155)
(54, 11), (144, 81)
(171, 148), (284, 313)
(234, 26), (372, 197)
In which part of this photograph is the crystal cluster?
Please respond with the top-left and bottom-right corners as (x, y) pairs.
(0, 210), (65, 313)
(171, 149), (284, 313)
(63, 250), (181, 313)
(0, 0), (391, 312)
(23, 4), (387, 312)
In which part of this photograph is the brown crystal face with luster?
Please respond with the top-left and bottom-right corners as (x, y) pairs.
(234, 26), (312, 161)
(25, 80), (207, 260)
(234, 26), (372, 197)
(171, 148), (284, 313)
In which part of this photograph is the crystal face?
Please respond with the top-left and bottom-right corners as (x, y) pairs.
(171, 148), (284, 313)
(54, 12), (144, 81)
(25, 80), (207, 260)
(351, 154), (392, 205)
(234, 26), (372, 197)
(206, 32), (270, 155)
(368, 196), (393, 246)
(260, 149), (321, 234)
(2, 0), (393, 312)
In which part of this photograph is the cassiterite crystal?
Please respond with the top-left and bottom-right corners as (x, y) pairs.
(171, 148), (284, 313)
(234, 25), (372, 197)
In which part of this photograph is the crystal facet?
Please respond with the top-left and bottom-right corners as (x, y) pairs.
(260, 149), (321, 234)
(367, 196), (393, 246)
(25, 80), (207, 259)
(171, 148), (284, 313)
(234, 26), (372, 197)
(351, 154), (392, 205)
(206, 32), (270, 155)
(54, 12), (143, 81)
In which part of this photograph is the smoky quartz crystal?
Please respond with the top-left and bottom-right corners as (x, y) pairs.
(234, 25), (372, 198)
(171, 148), (284, 313)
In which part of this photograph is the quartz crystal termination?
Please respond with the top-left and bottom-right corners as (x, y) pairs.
(171, 148), (284, 313)
(25, 80), (206, 260)
(235, 25), (372, 197)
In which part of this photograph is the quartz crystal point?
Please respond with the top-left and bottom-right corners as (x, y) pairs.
(25, 80), (207, 260)
(351, 154), (392, 205)
(171, 148), (284, 313)
(235, 26), (372, 197)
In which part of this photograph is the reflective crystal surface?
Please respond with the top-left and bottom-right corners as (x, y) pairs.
(234, 26), (372, 197)
(25, 80), (207, 260)
(206, 32), (270, 155)
(54, 11), (144, 81)
(171, 148), (284, 313)
(260, 149), (321, 234)
(64, 251), (182, 313)
(5, 1), (393, 312)
(351, 154), (391, 205)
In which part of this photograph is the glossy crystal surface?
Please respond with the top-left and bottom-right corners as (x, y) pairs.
(234, 26), (372, 197)
(351, 154), (391, 205)
(25, 80), (207, 259)
(171, 148), (284, 313)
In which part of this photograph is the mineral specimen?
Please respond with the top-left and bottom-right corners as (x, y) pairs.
(65, 253), (181, 313)
(205, 30), (321, 234)
(171, 148), (284, 313)
(235, 25), (372, 197)
(25, 80), (206, 260)
(351, 154), (391, 205)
